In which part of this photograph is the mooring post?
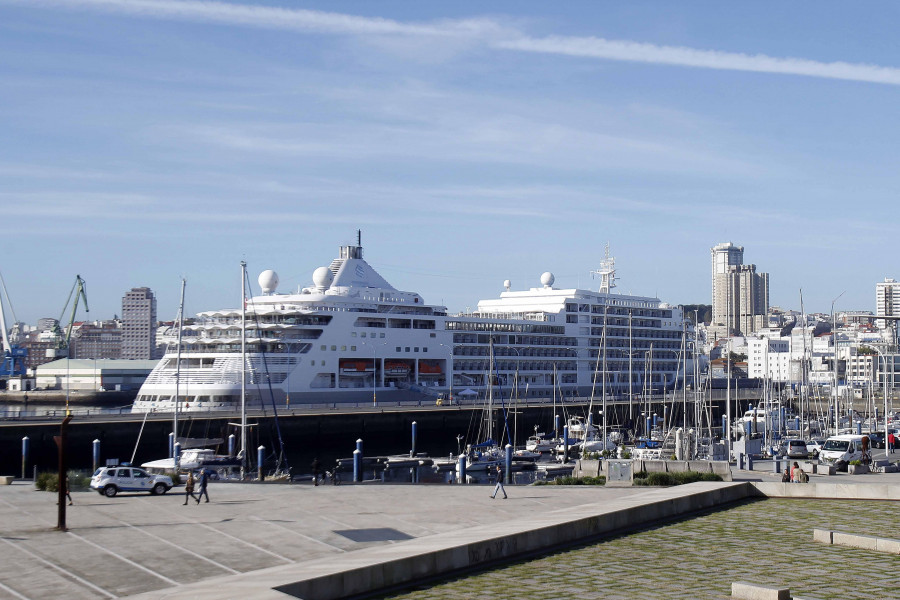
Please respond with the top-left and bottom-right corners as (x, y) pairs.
(563, 425), (569, 463)
(92, 439), (101, 473)
(505, 444), (512, 484)
(411, 421), (417, 458)
(353, 449), (362, 482)
(168, 432), (175, 458)
(457, 454), (466, 483)
(21, 436), (29, 480)
(721, 415), (727, 440)
(173, 442), (181, 467)
(228, 434), (235, 457)
(554, 414), (561, 437)
(257, 445), (265, 481)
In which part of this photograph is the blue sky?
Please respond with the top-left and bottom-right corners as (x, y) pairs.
(1, 1), (898, 325)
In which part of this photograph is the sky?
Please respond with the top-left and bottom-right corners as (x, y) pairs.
(1, 1), (898, 326)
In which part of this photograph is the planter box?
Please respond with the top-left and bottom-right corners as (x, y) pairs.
(847, 464), (869, 475)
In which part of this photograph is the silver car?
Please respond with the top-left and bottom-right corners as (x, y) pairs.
(786, 439), (809, 459)
(90, 466), (173, 497)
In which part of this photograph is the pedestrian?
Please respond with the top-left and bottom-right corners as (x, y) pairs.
(58, 475), (73, 506)
(195, 469), (210, 503)
(791, 461), (801, 483)
(781, 467), (790, 483)
(183, 471), (196, 505)
(889, 432), (896, 450)
(311, 457), (321, 486)
(490, 464), (507, 499)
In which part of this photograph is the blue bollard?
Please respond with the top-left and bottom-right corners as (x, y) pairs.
(563, 425), (569, 463)
(505, 444), (513, 484)
(257, 445), (265, 481)
(228, 434), (235, 457)
(856, 422), (862, 435)
(174, 442), (181, 468)
(773, 458), (781, 475)
(353, 449), (362, 482)
(457, 455), (466, 484)
(168, 432), (175, 458)
(745, 419), (751, 437)
(92, 439), (101, 473)
(21, 436), (29, 480)
(747, 454), (753, 471)
(411, 421), (418, 458)
(356, 438), (363, 455)
(554, 414), (561, 437)
(721, 415), (727, 440)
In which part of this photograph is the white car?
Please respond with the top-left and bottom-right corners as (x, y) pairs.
(90, 466), (173, 497)
(805, 438), (825, 457)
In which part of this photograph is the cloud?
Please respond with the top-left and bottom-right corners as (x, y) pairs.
(495, 36), (900, 86)
(8, 0), (900, 86)
(9, 0), (506, 38)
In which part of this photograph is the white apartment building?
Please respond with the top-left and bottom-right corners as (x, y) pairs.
(710, 243), (769, 339)
(876, 277), (900, 329)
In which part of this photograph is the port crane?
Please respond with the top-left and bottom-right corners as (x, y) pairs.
(0, 271), (27, 378)
(49, 275), (89, 358)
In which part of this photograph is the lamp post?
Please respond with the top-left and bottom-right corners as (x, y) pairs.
(831, 291), (845, 435)
(873, 345), (893, 456)
(438, 343), (454, 405)
(363, 341), (386, 407)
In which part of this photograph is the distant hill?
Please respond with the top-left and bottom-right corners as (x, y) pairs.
(680, 304), (711, 325)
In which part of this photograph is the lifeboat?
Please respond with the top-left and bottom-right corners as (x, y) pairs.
(340, 360), (374, 374)
(384, 361), (411, 376)
(418, 363), (442, 375)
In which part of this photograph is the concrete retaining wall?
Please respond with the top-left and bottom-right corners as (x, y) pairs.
(574, 460), (732, 482)
(751, 482), (900, 500)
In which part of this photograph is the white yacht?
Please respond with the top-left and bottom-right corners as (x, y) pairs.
(132, 235), (692, 412)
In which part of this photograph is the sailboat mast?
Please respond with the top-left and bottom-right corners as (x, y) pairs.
(173, 278), (186, 468)
(240, 261), (247, 478)
(487, 338), (494, 441)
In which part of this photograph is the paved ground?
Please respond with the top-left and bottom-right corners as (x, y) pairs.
(0, 480), (646, 599)
(1, 466), (899, 600)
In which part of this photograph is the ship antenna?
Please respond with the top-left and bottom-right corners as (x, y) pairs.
(590, 242), (616, 294)
(357, 229), (361, 248)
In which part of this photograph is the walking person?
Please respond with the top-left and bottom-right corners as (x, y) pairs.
(311, 457), (321, 486)
(58, 475), (73, 506)
(195, 469), (210, 503)
(490, 464), (507, 499)
(790, 461), (801, 483)
(183, 471), (196, 505)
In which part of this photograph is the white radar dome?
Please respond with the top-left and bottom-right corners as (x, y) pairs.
(258, 270), (279, 294)
(503, 279), (511, 291)
(312, 266), (334, 291)
(540, 272), (555, 288)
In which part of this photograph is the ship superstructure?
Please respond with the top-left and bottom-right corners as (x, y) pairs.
(132, 238), (690, 412)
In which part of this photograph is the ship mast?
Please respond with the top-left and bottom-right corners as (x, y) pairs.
(240, 261), (247, 479)
(173, 278), (185, 469)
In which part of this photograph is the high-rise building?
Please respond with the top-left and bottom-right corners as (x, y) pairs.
(876, 277), (900, 329)
(122, 287), (157, 359)
(710, 242), (769, 338)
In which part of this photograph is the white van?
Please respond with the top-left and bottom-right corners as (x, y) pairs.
(818, 434), (869, 465)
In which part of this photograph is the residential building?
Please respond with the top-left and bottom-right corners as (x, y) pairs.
(70, 320), (123, 359)
(121, 287), (157, 360)
(876, 277), (900, 329)
(710, 242), (769, 339)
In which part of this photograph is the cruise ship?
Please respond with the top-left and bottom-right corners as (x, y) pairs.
(131, 236), (692, 412)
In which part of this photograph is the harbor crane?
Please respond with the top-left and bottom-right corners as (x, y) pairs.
(49, 275), (89, 358)
(0, 271), (27, 378)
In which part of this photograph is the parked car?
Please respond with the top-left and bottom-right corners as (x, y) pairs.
(785, 439), (809, 459)
(90, 466), (173, 497)
(806, 438), (825, 457)
(867, 432), (885, 449)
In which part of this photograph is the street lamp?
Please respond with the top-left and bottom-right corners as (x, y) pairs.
(362, 340), (386, 407)
(872, 345), (893, 456)
(831, 291), (846, 435)
(438, 342), (454, 405)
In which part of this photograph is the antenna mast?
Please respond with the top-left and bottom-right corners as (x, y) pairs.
(591, 243), (617, 294)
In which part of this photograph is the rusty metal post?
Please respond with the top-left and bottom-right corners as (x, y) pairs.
(56, 415), (73, 531)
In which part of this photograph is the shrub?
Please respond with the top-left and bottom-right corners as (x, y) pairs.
(35, 470), (92, 492)
(535, 475), (606, 486)
(633, 470), (721, 486)
(849, 459), (862, 466)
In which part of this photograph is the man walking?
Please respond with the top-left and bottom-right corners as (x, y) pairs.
(311, 457), (321, 486)
(183, 471), (196, 505)
(490, 464), (507, 499)
(195, 469), (210, 503)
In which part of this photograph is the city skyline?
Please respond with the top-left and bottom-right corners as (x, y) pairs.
(2, 2), (899, 324)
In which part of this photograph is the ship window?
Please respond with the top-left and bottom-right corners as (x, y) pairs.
(380, 333), (385, 338)
(321, 361), (326, 366)
(396, 347), (401, 352)
(331, 345), (337, 351)
(311, 360), (315, 366)
(321, 345), (326, 351)
(430, 333), (436, 338)
(351, 345), (356, 351)
(351, 332), (357, 337)
(405, 347), (410, 352)
(361, 332), (366, 337)
(423, 347), (428, 352)
(341, 346), (347, 351)
(415, 347), (419, 352)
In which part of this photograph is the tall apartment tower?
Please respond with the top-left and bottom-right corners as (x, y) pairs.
(876, 277), (900, 329)
(710, 242), (769, 338)
(122, 287), (157, 359)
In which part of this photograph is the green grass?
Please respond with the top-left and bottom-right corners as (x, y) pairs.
(534, 475), (606, 486)
(632, 470), (722, 486)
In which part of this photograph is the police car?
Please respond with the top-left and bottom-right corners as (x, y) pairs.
(90, 466), (173, 497)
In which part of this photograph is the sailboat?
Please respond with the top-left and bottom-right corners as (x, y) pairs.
(459, 339), (507, 472)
